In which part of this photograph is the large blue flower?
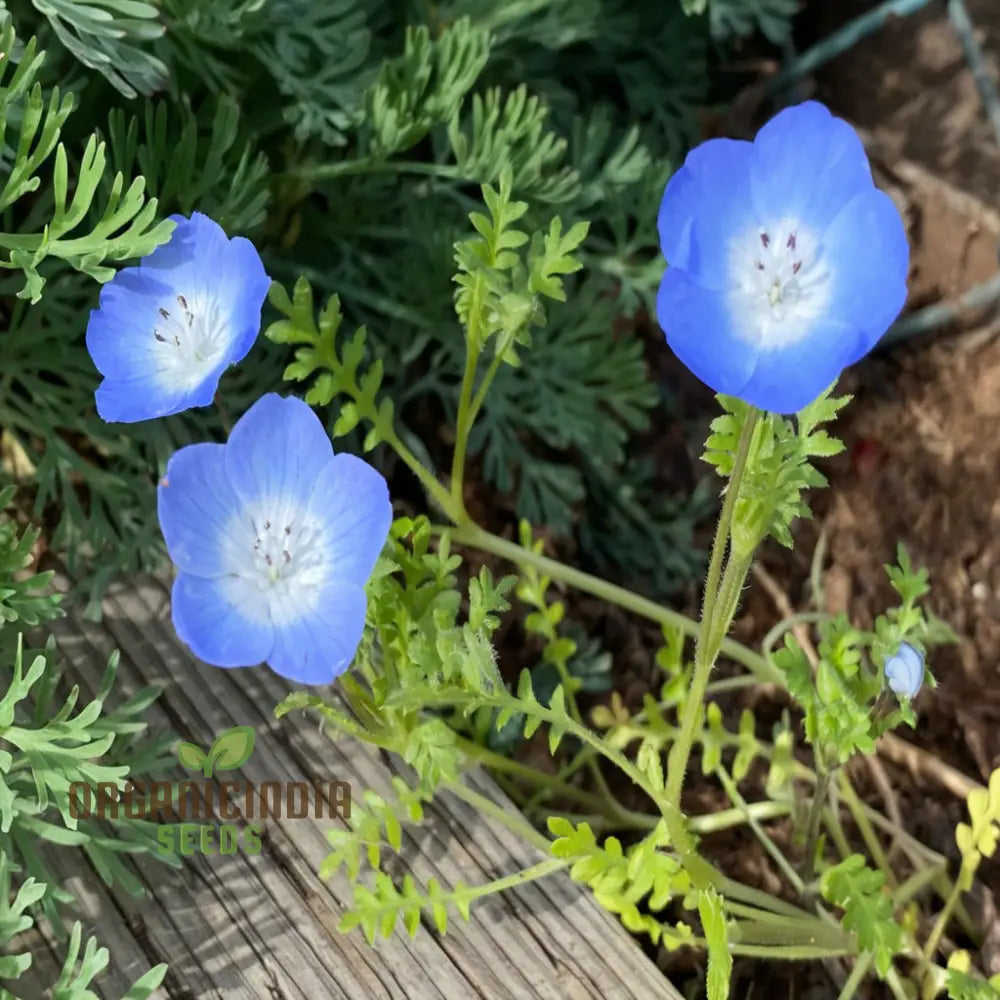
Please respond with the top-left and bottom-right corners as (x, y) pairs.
(157, 393), (392, 685)
(86, 213), (270, 423)
(656, 101), (909, 413)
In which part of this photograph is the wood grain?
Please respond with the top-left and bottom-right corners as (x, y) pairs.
(18, 573), (684, 1000)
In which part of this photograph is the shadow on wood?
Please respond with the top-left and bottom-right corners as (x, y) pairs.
(22, 573), (685, 1000)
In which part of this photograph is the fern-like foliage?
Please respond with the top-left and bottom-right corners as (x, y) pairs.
(20, 0), (168, 96)
(774, 548), (952, 767)
(363, 18), (490, 160)
(103, 96), (271, 233)
(0, 485), (60, 629)
(709, 0), (799, 42)
(955, 767), (1000, 893)
(820, 855), (902, 978)
(0, 493), (173, 997)
(341, 869), (484, 944)
(0, 17), (170, 300)
(548, 817), (695, 947)
(320, 777), (428, 881)
(704, 388), (849, 555)
(0, 885), (168, 999)
(276, 517), (515, 798)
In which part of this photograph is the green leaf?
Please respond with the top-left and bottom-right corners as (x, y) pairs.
(698, 888), (733, 1000)
(207, 725), (256, 772)
(175, 741), (205, 771)
(820, 855), (902, 978)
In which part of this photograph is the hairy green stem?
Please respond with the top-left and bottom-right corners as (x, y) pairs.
(837, 771), (896, 889)
(837, 952), (874, 1000)
(664, 409), (759, 833)
(443, 521), (784, 686)
(801, 767), (831, 880)
(463, 857), (571, 899)
(710, 942), (853, 960)
(384, 426), (459, 518)
(449, 346), (480, 517)
(717, 768), (805, 895)
(922, 875), (965, 963)
(446, 780), (553, 854)
(456, 736), (612, 813)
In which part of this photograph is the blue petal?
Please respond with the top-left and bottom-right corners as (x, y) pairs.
(217, 235), (272, 365)
(658, 139), (756, 288)
(822, 189), (909, 346)
(225, 394), (334, 510)
(885, 642), (923, 698)
(158, 443), (247, 578)
(172, 572), (274, 668)
(140, 213), (230, 288)
(87, 214), (269, 423)
(95, 369), (222, 422)
(141, 215), (269, 337)
(751, 103), (873, 233)
(657, 166), (696, 270)
(736, 316), (861, 414)
(267, 579), (368, 684)
(656, 268), (758, 396)
(305, 454), (392, 588)
(86, 270), (175, 380)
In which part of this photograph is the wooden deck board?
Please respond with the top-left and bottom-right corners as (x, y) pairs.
(19, 573), (683, 999)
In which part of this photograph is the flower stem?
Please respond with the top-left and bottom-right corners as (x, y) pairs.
(801, 766), (831, 880)
(836, 952), (874, 1000)
(716, 767), (805, 895)
(837, 770), (896, 888)
(463, 857), (571, 900)
(444, 520), (783, 686)
(922, 875), (964, 963)
(449, 345), (480, 519)
(445, 779), (554, 854)
(664, 409), (759, 815)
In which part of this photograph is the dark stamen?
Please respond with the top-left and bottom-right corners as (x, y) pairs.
(283, 550), (291, 563)
(154, 331), (166, 342)
(264, 520), (271, 530)
(284, 525), (291, 535)
(792, 261), (802, 274)
(158, 307), (170, 320)
(756, 261), (765, 271)
(787, 233), (797, 250)
(177, 294), (189, 310)
(760, 233), (770, 248)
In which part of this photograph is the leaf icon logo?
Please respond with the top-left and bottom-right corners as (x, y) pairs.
(176, 741), (207, 772)
(209, 726), (255, 773)
(175, 726), (255, 777)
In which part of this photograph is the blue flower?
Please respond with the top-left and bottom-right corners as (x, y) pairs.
(157, 393), (392, 685)
(86, 213), (270, 423)
(656, 101), (909, 414)
(884, 642), (924, 699)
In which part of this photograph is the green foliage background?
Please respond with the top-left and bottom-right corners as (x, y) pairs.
(0, 0), (799, 608)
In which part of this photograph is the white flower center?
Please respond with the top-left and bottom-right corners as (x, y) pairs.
(220, 501), (329, 626)
(152, 293), (231, 389)
(727, 220), (831, 349)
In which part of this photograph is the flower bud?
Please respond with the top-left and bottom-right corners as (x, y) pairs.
(884, 642), (924, 699)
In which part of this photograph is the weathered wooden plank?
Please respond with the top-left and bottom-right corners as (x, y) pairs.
(20, 572), (683, 1000)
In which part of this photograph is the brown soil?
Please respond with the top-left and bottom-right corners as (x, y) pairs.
(701, 3), (1000, 996)
(608, 4), (1000, 996)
